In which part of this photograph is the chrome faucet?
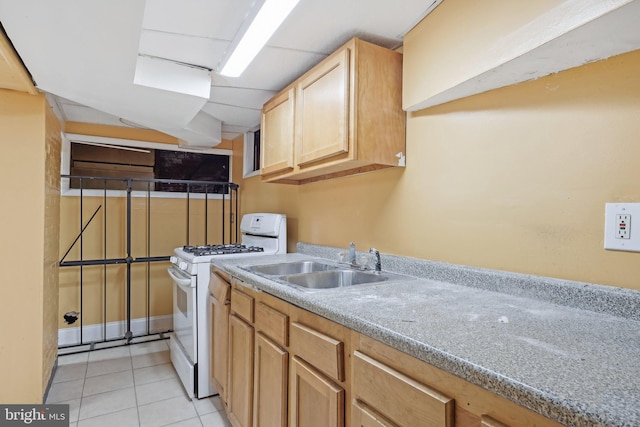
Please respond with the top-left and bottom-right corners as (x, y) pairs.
(369, 248), (382, 273)
(348, 242), (357, 265)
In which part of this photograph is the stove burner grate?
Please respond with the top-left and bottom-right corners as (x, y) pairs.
(183, 244), (264, 256)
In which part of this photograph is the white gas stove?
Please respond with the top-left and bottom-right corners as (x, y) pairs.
(168, 213), (286, 398)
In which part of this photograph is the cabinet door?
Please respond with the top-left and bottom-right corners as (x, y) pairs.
(228, 315), (255, 427)
(296, 47), (350, 166)
(210, 274), (231, 401)
(261, 87), (295, 176)
(290, 356), (344, 427)
(253, 333), (288, 427)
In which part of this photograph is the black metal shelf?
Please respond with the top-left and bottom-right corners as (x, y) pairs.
(59, 175), (239, 349)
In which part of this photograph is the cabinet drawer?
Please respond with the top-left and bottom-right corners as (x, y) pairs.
(209, 270), (230, 302)
(255, 302), (289, 347)
(353, 351), (454, 427)
(290, 322), (344, 382)
(231, 289), (254, 323)
(481, 415), (511, 427)
(352, 400), (398, 427)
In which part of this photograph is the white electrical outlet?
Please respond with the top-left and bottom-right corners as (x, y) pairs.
(616, 214), (630, 239)
(604, 203), (640, 252)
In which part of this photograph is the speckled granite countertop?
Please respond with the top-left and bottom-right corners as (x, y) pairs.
(211, 246), (640, 427)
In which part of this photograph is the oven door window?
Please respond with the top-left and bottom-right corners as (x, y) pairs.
(176, 284), (188, 318)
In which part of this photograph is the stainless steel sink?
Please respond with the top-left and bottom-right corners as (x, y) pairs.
(243, 259), (415, 291)
(246, 260), (338, 276)
(281, 269), (413, 291)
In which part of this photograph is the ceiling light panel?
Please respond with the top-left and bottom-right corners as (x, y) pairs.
(220, 0), (301, 77)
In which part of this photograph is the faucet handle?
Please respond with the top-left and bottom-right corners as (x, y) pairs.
(369, 248), (382, 272)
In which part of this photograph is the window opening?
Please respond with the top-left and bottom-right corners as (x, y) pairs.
(243, 128), (261, 177)
(69, 141), (230, 193)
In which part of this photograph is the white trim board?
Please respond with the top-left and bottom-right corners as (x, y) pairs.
(58, 314), (172, 347)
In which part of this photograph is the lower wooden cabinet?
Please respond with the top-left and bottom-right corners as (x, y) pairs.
(290, 356), (345, 427)
(354, 335), (561, 427)
(222, 279), (561, 427)
(254, 333), (288, 427)
(209, 269), (231, 402)
(352, 350), (453, 427)
(227, 314), (254, 427)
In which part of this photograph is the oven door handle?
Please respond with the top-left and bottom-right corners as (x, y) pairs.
(168, 267), (194, 288)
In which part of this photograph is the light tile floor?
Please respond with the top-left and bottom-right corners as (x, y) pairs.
(47, 340), (232, 427)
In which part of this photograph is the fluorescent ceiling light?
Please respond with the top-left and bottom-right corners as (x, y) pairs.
(220, 0), (301, 77)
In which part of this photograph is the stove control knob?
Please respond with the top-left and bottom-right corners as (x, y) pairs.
(170, 256), (178, 265)
(179, 261), (188, 270)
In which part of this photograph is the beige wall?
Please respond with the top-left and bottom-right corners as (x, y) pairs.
(0, 89), (60, 402)
(238, 47), (640, 291)
(43, 100), (62, 393)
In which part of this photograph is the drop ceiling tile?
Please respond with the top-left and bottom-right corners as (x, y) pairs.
(222, 132), (240, 140)
(61, 104), (124, 127)
(57, 96), (87, 107)
(269, 0), (438, 52)
(209, 86), (276, 109)
(0, 0), (444, 146)
(222, 124), (251, 134)
(221, 124), (251, 140)
(201, 103), (260, 128)
(139, 30), (227, 69)
(142, 0), (254, 40)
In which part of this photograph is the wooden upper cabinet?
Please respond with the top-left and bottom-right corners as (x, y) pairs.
(261, 37), (405, 184)
(296, 47), (350, 166)
(261, 87), (295, 176)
